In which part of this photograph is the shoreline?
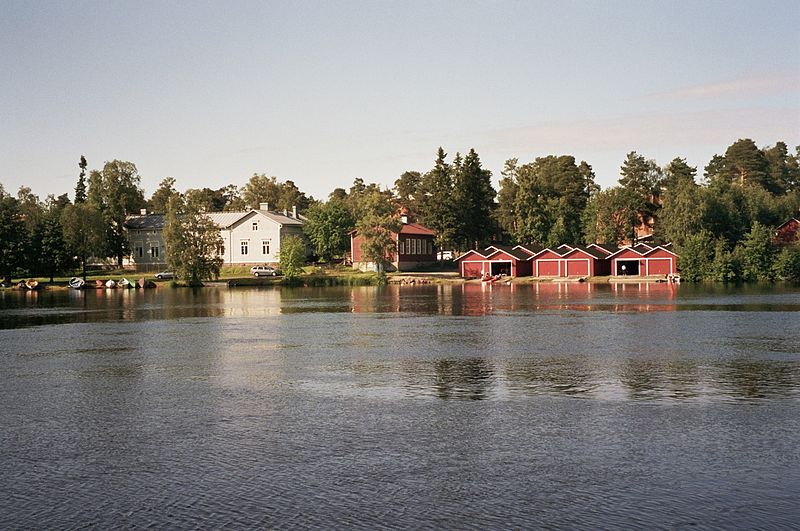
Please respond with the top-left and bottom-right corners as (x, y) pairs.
(1, 273), (678, 290)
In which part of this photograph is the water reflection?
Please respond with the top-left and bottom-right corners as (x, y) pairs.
(404, 358), (496, 400)
(2, 284), (800, 403)
(505, 357), (597, 396)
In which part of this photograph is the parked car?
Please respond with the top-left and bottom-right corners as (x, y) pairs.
(251, 265), (280, 277)
(155, 271), (174, 280)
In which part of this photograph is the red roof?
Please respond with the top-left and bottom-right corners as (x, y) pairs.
(399, 223), (435, 236)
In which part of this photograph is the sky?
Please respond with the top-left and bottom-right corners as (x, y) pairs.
(2, 0), (799, 202)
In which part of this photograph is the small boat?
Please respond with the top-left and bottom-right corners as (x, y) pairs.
(24, 279), (41, 290)
(481, 274), (499, 283)
(105, 279), (117, 289)
(119, 278), (133, 289)
(94, 280), (105, 288)
(68, 277), (85, 289)
(137, 278), (156, 289)
(667, 273), (681, 284)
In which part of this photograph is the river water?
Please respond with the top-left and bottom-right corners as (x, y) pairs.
(1, 282), (799, 529)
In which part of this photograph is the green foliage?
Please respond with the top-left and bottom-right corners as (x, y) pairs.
(452, 148), (496, 250)
(61, 202), (105, 279)
(278, 235), (307, 280)
(495, 159), (519, 239)
(618, 151), (663, 238)
(709, 239), (740, 282)
(75, 155), (87, 203)
(184, 186), (233, 212)
(394, 170), (422, 213)
(658, 164), (702, 247)
(355, 190), (400, 272)
(418, 148), (458, 250)
(163, 199), (224, 285)
(677, 231), (714, 282)
(514, 155), (593, 246)
(241, 174), (311, 212)
(0, 195), (27, 282)
(741, 221), (776, 281)
(720, 138), (770, 189)
(33, 200), (72, 281)
(773, 245), (800, 281)
(148, 177), (182, 214)
(87, 160), (146, 265)
(303, 200), (354, 262)
(582, 187), (640, 245)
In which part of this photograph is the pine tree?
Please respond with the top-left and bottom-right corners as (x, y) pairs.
(419, 148), (458, 251)
(75, 155), (87, 203)
(453, 148), (495, 250)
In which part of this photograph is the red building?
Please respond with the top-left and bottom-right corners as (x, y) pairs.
(774, 218), (800, 246)
(456, 245), (533, 278)
(457, 241), (677, 279)
(606, 244), (677, 276)
(350, 221), (436, 272)
(529, 246), (610, 277)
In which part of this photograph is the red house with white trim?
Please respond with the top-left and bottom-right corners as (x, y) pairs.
(457, 241), (677, 278)
(607, 244), (677, 276)
(457, 245), (533, 278)
(350, 220), (437, 272)
(529, 246), (610, 277)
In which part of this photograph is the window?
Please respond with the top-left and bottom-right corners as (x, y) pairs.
(252, 222), (258, 231)
(241, 240), (249, 255)
(399, 240), (405, 255)
(150, 246), (159, 258)
(428, 240), (433, 255)
(262, 240), (270, 254)
(135, 245), (143, 258)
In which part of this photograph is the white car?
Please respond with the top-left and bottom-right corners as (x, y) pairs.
(155, 271), (174, 280)
(251, 265), (280, 277)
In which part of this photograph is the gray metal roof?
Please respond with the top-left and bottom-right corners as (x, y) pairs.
(205, 212), (250, 229)
(125, 209), (304, 230)
(254, 209), (304, 226)
(124, 214), (165, 229)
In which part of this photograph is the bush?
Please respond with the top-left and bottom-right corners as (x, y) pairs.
(774, 245), (800, 281)
(677, 231), (714, 281)
(708, 239), (740, 282)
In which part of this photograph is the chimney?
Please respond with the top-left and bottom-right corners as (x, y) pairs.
(259, 202), (269, 211)
(292, 205), (297, 218)
(400, 214), (408, 224)
(140, 208), (147, 215)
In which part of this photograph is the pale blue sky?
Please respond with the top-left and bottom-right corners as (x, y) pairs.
(2, 0), (798, 201)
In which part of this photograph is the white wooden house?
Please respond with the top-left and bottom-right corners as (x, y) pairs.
(124, 203), (305, 271)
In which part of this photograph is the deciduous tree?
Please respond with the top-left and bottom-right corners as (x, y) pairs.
(163, 199), (224, 285)
(61, 202), (105, 279)
(0, 195), (27, 283)
(303, 200), (355, 262)
(278, 235), (307, 280)
(148, 177), (182, 213)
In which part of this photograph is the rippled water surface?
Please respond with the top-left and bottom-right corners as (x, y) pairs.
(1, 282), (799, 529)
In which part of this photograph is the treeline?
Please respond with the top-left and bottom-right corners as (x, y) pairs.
(0, 160), (318, 282)
(1, 138), (799, 282)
